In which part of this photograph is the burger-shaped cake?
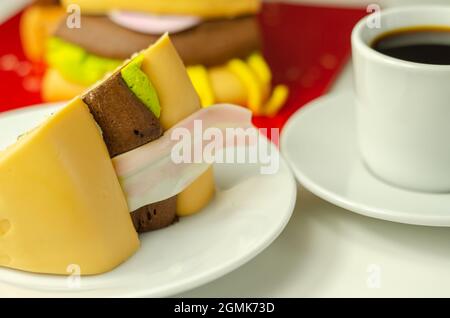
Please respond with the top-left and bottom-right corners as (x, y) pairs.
(43, 0), (288, 115)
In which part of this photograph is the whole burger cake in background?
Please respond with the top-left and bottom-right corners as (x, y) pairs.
(41, 0), (288, 116)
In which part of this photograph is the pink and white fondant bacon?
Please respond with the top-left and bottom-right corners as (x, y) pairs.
(113, 104), (255, 211)
(108, 11), (202, 35)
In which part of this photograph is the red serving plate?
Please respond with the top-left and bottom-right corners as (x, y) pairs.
(0, 2), (367, 134)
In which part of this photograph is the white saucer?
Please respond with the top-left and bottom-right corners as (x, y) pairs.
(0, 104), (296, 297)
(281, 93), (450, 227)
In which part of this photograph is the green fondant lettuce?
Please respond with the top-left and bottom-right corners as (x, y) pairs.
(46, 37), (122, 86)
(47, 38), (161, 118)
(120, 54), (161, 118)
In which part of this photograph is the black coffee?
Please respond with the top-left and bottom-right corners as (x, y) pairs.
(372, 27), (450, 65)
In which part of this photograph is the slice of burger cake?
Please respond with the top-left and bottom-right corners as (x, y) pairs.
(83, 34), (216, 232)
(0, 34), (240, 275)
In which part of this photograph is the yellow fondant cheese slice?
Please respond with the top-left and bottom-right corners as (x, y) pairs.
(141, 34), (215, 216)
(0, 98), (139, 275)
(141, 34), (201, 130)
(62, 0), (260, 18)
(176, 166), (215, 217)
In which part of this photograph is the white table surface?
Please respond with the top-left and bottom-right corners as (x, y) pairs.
(179, 62), (450, 298)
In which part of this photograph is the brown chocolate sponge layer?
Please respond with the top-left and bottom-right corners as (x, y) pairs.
(83, 72), (162, 158)
(54, 15), (261, 67)
(131, 197), (178, 233)
(83, 71), (177, 233)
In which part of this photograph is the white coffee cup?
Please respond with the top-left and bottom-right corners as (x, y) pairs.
(352, 6), (450, 193)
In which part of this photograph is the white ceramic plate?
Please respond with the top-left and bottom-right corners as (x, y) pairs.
(281, 92), (450, 227)
(0, 104), (296, 297)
